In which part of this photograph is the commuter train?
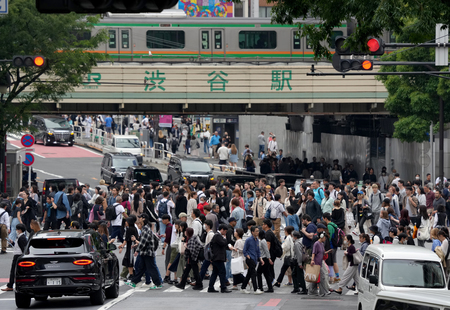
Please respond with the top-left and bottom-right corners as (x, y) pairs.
(87, 12), (360, 63)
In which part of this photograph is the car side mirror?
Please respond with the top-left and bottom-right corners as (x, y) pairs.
(369, 274), (378, 285)
(111, 167), (116, 172)
(108, 243), (117, 251)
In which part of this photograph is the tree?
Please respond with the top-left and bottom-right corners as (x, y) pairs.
(0, 0), (106, 188)
(0, 0), (106, 133)
(265, 0), (450, 60)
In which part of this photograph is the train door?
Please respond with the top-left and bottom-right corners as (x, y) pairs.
(291, 29), (304, 59)
(106, 28), (133, 61)
(199, 29), (225, 59)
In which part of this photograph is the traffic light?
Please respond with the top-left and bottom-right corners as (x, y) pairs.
(36, 0), (179, 13)
(334, 36), (385, 55)
(332, 54), (373, 72)
(13, 56), (46, 68)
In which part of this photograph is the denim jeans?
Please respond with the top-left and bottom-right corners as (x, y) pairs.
(135, 254), (151, 284)
(204, 139), (210, 154)
(149, 138), (154, 148)
(132, 255), (161, 286)
(200, 259), (211, 280)
(110, 225), (124, 243)
(225, 250), (232, 280)
(258, 145), (265, 158)
(159, 219), (166, 243)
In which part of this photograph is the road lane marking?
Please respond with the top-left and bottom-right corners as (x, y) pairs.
(96, 288), (134, 310)
(74, 145), (102, 156)
(7, 141), (46, 158)
(33, 168), (64, 179)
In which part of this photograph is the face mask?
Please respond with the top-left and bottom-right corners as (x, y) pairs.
(203, 224), (207, 230)
(416, 176), (420, 180)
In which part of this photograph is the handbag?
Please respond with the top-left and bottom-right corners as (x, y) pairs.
(231, 256), (245, 275)
(417, 220), (430, 241)
(353, 250), (363, 265)
(284, 255), (294, 266)
(304, 264), (321, 283)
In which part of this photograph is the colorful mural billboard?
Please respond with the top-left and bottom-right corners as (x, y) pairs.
(178, 0), (233, 17)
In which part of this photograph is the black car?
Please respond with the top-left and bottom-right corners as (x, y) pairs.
(31, 115), (74, 146)
(216, 174), (260, 188)
(123, 165), (163, 189)
(266, 173), (301, 188)
(15, 230), (119, 308)
(101, 152), (142, 184)
(167, 156), (214, 187)
(41, 178), (79, 198)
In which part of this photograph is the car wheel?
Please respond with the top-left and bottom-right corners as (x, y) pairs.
(105, 265), (120, 299)
(90, 274), (106, 305)
(43, 136), (48, 146)
(34, 295), (48, 302)
(15, 292), (31, 308)
(68, 143), (73, 147)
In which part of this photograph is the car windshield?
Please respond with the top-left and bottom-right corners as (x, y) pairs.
(44, 118), (71, 129)
(27, 238), (85, 255)
(181, 161), (211, 173)
(46, 180), (78, 193)
(134, 170), (161, 184)
(382, 260), (445, 288)
(116, 138), (140, 148)
(113, 158), (137, 168)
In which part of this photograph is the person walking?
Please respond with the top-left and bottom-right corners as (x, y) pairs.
(273, 226), (295, 288)
(217, 143), (229, 171)
(268, 136), (278, 153)
(175, 228), (204, 290)
(240, 226), (264, 295)
(310, 232), (329, 297)
(258, 131), (266, 160)
(229, 144), (239, 169)
(291, 231), (308, 294)
(256, 229), (274, 293)
(208, 224), (232, 293)
(334, 235), (359, 295)
(210, 131), (221, 158)
(0, 202), (10, 254)
(1, 224), (27, 291)
(266, 194), (288, 241)
(54, 183), (71, 229)
(202, 128), (211, 155)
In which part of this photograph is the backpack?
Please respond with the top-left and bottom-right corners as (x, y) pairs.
(332, 226), (346, 248)
(56, 193), (67, 211)
(105, 203), (118, 221)
(271, 233), (283, 258)
(268, 202), (280, 220)
(158, 199), (169, 218)
(204, 233), (217, 261)
(71, 201), (82, 218)
(171, 138), (179, 148)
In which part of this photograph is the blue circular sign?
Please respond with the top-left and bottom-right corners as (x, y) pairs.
(23, 153), (34, 166)
(21, 134), (35, 147)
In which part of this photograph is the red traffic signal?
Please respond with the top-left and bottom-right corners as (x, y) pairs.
(13, 56), (46, 68)
(334, 36), (384, 56)
(366, 38), (384, 55)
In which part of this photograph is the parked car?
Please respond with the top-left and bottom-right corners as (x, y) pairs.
(216, 174), (259, 189)
(266, 173), (302, 188)
(15, 229), (119, 308)
(102, 135), (142, 156)
(123, 166), (162, 188)
(167, 156), (214, 187)
(100, 152), (142, 184)
(31, 115), (74, 146)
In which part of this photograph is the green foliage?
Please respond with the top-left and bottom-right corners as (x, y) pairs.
(262, 0), (450, 60)
(376, 24), (450, 142)
(0, 0), (107, 136)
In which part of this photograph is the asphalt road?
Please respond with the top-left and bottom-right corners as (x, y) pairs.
(2, 140), (359, 310)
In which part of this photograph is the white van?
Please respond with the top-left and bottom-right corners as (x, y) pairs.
(103, 135), (142, 156)
(358, 245), (447, 310)
(370, 290), (450, 310)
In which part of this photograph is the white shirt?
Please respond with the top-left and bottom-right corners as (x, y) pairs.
(203, 131), (211, 140)
(268, 140), (278, 152)
(191, 218), (203, 237)
(0, 209), (10, 230)
(111, 203), (125, 226)
(217, 146), (229, 160)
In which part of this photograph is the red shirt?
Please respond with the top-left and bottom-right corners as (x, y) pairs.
(197, 202), (208, 215)
(426, 191), (435, 209)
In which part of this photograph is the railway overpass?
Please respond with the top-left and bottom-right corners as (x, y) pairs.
(28, 63), (388, 115)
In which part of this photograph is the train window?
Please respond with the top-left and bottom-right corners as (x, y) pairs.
(238, 31), (277, 49)
(214, 31), (222, 49)
(293, 31), (301, 49)
(330, 31), (343, 48)
(72, 31), (91, 41)
(121, 30), (129, 49)
(201, 31), (210, 49)
(306, 35), (312, 49)
(146, 30), (185, 49)
(109, 30), (116, 48)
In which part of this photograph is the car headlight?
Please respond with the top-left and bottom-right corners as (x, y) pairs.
(47, 131), (53, 135)
(210, 177), (214, 180)
(70, 131), (74, 135)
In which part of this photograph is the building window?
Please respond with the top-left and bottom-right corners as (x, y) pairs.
(146, 30), (185, 49)
(259, 7), (272, 17)
(239, 31), (277, 49)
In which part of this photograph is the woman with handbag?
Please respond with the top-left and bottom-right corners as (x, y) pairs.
(257, 230), (274, 292)
(417, 205), (431, 247)
(273, 226), (294, 287)
(229, 228), (245, 290)
(334, 235), (360, 294)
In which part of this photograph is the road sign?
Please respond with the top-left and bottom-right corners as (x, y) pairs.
(0, 0), (8, 14)
(23, 153), (34, 166)
(21, 134), (35, 147)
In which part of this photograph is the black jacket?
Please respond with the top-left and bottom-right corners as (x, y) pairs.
(211, 233), (228, 262)
(175, 196), (187, 217)
(305, 199), (322, 224)
(226, 224), (235, 246)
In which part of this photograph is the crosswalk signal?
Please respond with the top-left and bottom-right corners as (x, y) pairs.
(13, 56), (46, 68)
(36, 0), (179, 13)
